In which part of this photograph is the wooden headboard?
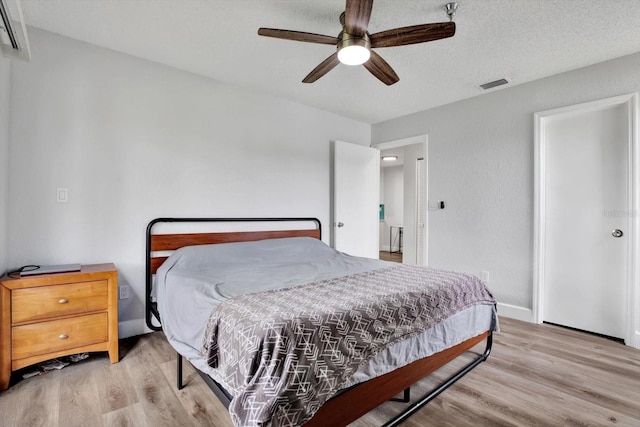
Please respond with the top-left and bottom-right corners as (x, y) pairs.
(145, 217), (321, 331)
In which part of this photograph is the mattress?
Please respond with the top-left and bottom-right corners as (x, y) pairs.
(155, 237), (498, 424)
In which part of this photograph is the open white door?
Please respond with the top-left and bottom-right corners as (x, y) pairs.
(332, 141), (380, 258)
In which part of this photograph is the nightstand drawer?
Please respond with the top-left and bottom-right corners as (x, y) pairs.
(11, 312), (108, 360)
(12, 280), (109, 324)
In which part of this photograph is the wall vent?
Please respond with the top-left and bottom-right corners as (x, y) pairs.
(0, 0), (30, 61)
(479, 78), (510, 90)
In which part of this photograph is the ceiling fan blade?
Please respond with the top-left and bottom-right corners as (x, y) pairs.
(370, 22), (455, 48)
(258, 28), (339, 45)
(363, 51), (399, 86)
(344, 0), (373, 37)
(302, 53), (340, 83)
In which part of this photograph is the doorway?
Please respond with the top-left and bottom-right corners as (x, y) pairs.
(379, 149), (404, 263)
(533, 93), (640, 348)
(374, 136), (427, 265)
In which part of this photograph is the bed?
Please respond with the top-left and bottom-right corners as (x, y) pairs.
(145, 217), (498, 427)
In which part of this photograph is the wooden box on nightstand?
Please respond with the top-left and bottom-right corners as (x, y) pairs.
(0, 263), (119, 390)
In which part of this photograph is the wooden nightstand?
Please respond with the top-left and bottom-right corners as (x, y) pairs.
(0, 263), (119, 390)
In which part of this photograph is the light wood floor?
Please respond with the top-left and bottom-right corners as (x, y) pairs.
(0, 317), (638, 426)
(379, 251), (402, 263)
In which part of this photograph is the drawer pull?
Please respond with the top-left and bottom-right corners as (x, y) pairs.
(58, 298), (69, 304)
(59, 334), (69, 340)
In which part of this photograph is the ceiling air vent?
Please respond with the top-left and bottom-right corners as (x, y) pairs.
(479, 78), (510, 90)
(0, 0), (30, 61)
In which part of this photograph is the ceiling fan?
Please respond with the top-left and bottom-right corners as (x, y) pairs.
(258, 1), (459, 86)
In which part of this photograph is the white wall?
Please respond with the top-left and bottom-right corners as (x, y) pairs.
(0, 56), (9, 274)
(372, 52), (640, 318)
(8, 29), (370, 335)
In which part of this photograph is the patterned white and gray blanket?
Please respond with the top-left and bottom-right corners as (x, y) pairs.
(201, 264), (495, 427)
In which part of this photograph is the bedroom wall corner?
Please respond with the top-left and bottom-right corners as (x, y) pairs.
(0, 56), (10, 275)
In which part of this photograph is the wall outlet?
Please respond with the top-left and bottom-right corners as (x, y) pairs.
(481, 271), (489, 283)
(119, 284), (130, 300)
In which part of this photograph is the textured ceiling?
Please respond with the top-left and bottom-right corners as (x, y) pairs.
(13, 0), (640, 124)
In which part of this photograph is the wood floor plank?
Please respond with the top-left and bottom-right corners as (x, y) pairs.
(0, 316), (638, 426)
(103, 402), (149, 427)
(159, 358), (234, 426)
(93, 355), (139, 414)
(491, 349), (640, 419)
(121, 337), (193, 426)
(57, 356), (104, 427)
(469, 361), (640, 426)
(146, 330), (178, 365)
(379, 251), (402, 263)
(0, 367), (61, 427)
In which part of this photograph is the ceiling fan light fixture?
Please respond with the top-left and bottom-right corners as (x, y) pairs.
(337, 33), (371, 66)
(338, 45), (370, 65)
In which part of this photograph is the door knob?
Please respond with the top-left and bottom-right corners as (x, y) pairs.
(336, 222), (344, 228)
(612, 229), (624, 238)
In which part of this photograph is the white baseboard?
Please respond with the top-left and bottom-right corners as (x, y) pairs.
(118, 318), (153, 339)
(496, 302), (533, 323)
(632, 330), (640, 349)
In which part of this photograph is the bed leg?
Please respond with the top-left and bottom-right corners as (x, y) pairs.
(389, 387), (411, 403)
(177, 352), (184, 390)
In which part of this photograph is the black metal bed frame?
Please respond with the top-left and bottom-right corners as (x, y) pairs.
(383, 334), (492, 427)
(175, 335), (493, 427)
(145, 217), (493, 427)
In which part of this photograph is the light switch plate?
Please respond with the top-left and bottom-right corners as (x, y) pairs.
(56, 188), (68, 203)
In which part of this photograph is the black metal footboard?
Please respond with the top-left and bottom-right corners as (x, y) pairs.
(382, 332), (493, 427)
(176, 332), (493, 426)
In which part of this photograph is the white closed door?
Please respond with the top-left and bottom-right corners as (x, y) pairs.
(333, 140), (380, 258)
(542, 101), (629, 339)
